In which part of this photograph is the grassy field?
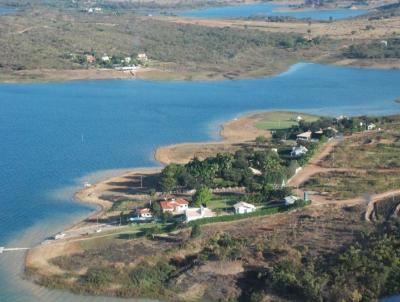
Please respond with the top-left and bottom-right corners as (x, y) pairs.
(324, 131), (400, 169)
(302, 170), (400, 199)
(254, 111), (319, 130)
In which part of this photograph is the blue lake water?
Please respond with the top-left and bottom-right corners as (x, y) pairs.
(0, 6), (15, 14)
(179, 3), (367, 20)
(1, 63), (400, 301)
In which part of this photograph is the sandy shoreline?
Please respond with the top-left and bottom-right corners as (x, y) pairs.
(24, 110), (317, 285)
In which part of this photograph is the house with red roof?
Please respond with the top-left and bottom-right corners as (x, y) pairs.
(136, 208), (153, 218)
(160, 198), (189, 214)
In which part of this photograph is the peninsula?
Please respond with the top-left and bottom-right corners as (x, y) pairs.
(25, 111), (400, 301)
(0, 0), (399, 82)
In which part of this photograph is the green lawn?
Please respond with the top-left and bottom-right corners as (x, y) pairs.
(255, 111), (319, 130)
(208, 194), (241, 213)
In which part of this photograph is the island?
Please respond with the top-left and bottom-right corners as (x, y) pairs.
(25, 111), (400, 301)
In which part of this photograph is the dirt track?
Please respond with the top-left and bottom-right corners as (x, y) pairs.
(289, 132), (400, 213)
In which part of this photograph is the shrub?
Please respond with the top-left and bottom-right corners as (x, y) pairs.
(190, 224), (201, 238)
(129, 260), (174, 290)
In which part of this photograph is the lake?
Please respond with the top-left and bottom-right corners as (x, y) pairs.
(178, 3), (368, 20)
(1, 63), (400, 301)
(0, 6), (15, 14)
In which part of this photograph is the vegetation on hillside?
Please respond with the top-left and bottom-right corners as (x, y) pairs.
(248, 219), (400, 302)
(344, 38), (400, 59)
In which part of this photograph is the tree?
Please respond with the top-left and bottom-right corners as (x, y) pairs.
(192, 187), (212, 207)
(190, 224), (201, 238)
(159, 164), (179, 192)
(152, 201), (162, 217)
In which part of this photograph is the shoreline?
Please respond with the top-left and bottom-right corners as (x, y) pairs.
(0, 60), (399, 84)
(23, 110), (292, 277)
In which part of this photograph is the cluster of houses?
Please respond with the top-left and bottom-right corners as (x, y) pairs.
(83, 53), (148, 70)
(129, 191), (306, 225)
(130, 198), (217, 223)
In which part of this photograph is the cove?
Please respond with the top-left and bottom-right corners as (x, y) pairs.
(0, 63), (400, 301)
(178, 2), (368, 21)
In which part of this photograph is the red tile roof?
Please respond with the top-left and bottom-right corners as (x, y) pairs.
(159, 198), (189, 209)
(137, 208), (151, 214)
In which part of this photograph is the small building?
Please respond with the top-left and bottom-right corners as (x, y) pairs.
(271, 148), (278, 153)
(124, 57), (132, 64)
(185, 206), (215, 222)
(249, 167), (262, 176)
(284, 195), (299, 206)
(296, 115), (303, 122)
(129, 208), (153, 222)
(291, 145), (308, 157)
(86, 54), (96, 63)
(233, 202), (256, 214)
(380, 40), (388, 47)
(101, 55), (110, 62)
(296, 131), (312, 141)
(137, 208), (153, 218)
(137, 53), (148, 62)
(160, 198), (189, 214)
(367, 123), (376, 131)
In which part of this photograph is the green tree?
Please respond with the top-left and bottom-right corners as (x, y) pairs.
(151, 201), (162, 217)
(190, 224), (201, 238)
(192, 187), (212, 207)
(159, 164), (179, 192)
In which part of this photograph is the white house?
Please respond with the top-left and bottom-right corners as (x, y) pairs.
(137, 208), (153, 218)
(291, 145), (308, 157)
(137, 53), (148, 62)
(296, 115), (303, 122)
(296, 131), (312, 141)
(160, 198), (189, 214)
(284, 195), (299, 206)
(233, 202), (256, 214)
(124, 57), (132, 64)
(185, 206), (215, 222)
(101, 55), (110, 62)
(367, 123), (376, 131)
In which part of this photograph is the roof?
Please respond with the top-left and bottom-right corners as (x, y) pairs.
(175, 198), (189, 205)
(160, 198), (189, 209)
(284, 195), (299, 204)
(160, 201), (174, 210)
(292, 145), (308, 152)
(234, 202), (256, 209)
(297, 131), (312, 138)
(137, 208), (151, 214)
